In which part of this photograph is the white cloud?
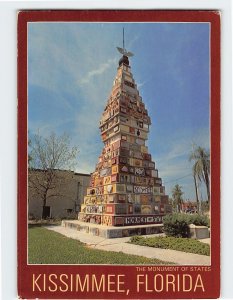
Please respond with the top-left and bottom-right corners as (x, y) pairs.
(79, 58), (117, 85)
(29, 117), (74, 136)
(137, 81), (146, 89)
(155, 127), (210, 164)
(150, 127), (210, 199)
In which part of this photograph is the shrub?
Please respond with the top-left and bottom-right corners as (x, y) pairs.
(28, 218), (62, 227)
(163, 213), (210, 238)
(130, 236), (144, 244)
(188, 214), (210, 227)
(129, 236), (210, 256)
(163, 214), (190, 238)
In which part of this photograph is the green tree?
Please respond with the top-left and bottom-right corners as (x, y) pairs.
(28, 131), (78, 219)
(172, 184), (183, 213)
(189, 146), (210, 204)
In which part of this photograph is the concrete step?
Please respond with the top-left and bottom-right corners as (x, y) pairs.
(62, 220), (163, 238)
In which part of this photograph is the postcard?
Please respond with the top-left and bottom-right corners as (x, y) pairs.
(18, 10), (220, 299)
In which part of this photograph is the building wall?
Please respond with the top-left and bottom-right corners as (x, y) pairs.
(28, 170), (91, 219)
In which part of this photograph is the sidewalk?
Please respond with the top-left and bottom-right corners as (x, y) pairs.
(46, 225), (210, 265)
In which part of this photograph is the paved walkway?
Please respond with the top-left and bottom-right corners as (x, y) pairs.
(46, 225), (211, 265)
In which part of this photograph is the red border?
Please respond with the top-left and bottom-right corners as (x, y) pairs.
(18, 10), (220, 299)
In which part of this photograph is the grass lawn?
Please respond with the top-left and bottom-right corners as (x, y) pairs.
(129, 236), (210, 256)
(28, 226), (173, 264)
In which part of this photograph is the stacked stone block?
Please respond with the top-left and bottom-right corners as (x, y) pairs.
(78, 55), (172, 226)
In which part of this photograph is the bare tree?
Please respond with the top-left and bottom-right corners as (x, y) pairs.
(28, 131), (78, 218)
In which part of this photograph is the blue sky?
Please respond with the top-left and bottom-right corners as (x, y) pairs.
(28, 22), (210, 200)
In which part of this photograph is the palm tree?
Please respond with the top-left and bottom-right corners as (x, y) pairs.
(172, 184), (183, 213)
(192, 169), (200, 212)
(189, 146), (210, 204)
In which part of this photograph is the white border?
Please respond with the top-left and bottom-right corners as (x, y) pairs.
(0, 1), (232, 300)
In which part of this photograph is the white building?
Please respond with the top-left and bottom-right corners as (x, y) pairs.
(28, 169), (91, 219)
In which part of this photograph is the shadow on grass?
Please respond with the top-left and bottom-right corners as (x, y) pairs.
(28, 220), (62, 228)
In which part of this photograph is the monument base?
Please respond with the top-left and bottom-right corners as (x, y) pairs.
(62, 220), (163, 239)
(78, 212), (164, 226)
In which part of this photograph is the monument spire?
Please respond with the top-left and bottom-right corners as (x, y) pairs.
(78, 39), (172, 232)
(116, 28), (134, 67)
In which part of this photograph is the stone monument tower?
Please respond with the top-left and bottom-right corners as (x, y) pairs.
(79, 35), (172, 227)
